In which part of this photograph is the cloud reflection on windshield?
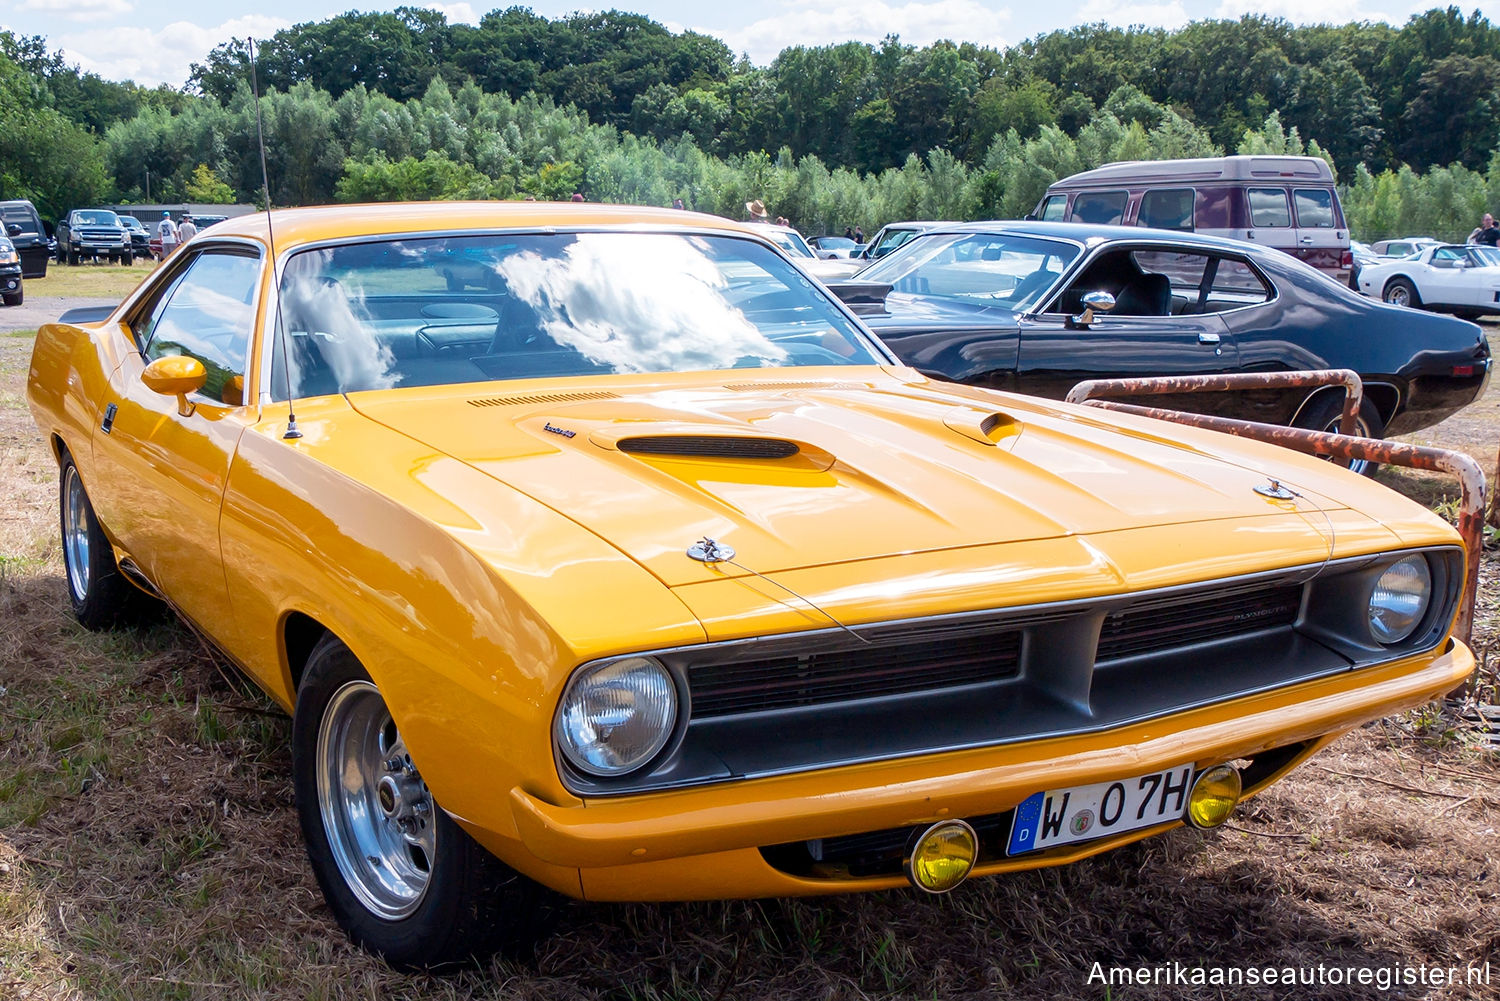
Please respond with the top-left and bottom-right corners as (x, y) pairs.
(496, 233), (788, 373)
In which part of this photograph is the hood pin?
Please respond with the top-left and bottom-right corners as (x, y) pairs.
(1254, 478), (1297, 500)
(687, 537), (735, 563)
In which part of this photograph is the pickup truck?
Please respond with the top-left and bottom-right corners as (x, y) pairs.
(56, 209), (133, 266)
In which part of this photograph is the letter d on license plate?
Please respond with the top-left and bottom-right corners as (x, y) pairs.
(1007, 763), (1195, 855)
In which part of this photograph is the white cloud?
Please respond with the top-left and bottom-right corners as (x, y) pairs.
(714, 0), (1010, 64)
(53, 14), (290, 88)
(1077, 0), (1189, 28)
(422, 2), (480, 26)
(1212, 0), (1400, 23)
(16, 0), (131, 22)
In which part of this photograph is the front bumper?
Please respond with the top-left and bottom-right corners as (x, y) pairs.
(477, 638), (1472, 900)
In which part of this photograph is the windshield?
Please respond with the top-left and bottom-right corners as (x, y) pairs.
(859, 232), (1082, 310)
(764, 229), (814, 258)
(120, 216), (146, 232)
(1470, 246), (1500, 266)
(817, 237), (856, 250)
(72, 210), (119, 226)
(271, 232), (882, 399)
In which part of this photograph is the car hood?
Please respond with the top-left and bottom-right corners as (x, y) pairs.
(860, 291), (1024, 329)
(348, 368), (1352, 588)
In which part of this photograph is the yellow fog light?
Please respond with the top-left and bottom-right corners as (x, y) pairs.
(904, 820), (978, 894)
(1185, 765), (1242, 829)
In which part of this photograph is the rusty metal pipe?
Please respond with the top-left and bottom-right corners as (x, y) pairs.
(1065, 369), (1365, 437)
(1081, 399), (1486, 649)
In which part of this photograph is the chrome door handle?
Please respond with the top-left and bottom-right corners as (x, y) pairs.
(1300, 236), (1314, 244)
(1198, 331), (1221, 345)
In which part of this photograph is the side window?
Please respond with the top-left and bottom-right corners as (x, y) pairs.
(1071, 191), (1128, 225)
(1293, 189), (1335, 228)
(1206, 258), (1273, 310)
(141, 250), (262, 406)
(1137, 189), (1195, 231)
(1039, 195), (1068, 222)
(1431, 247), (1462, 269)
(1247, 188), (1291, 228)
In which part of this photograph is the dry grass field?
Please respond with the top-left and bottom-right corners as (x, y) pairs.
(0, 321), (1496, 1000)
(21, 262), (157, 300)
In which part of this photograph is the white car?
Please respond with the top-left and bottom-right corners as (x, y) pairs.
(759, 224), (865, 282)
(1355, 243), (1500, 320)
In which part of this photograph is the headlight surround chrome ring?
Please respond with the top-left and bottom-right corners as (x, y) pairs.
(1367, 554), (1432, 645)
(554, 656), (679, 777)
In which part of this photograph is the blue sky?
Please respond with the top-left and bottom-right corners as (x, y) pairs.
(5, 0), (1500, 88)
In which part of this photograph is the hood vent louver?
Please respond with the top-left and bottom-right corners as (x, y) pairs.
(469, 390), (619, 408)
(617, 435), (800, 460)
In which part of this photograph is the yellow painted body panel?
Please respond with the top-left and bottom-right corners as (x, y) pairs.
(24, 202), (1472, 904)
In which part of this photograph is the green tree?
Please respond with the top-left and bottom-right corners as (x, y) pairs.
(185, 163), (234, 203)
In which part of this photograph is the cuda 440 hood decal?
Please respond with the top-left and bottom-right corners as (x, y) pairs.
(349, 376), (1351, 587)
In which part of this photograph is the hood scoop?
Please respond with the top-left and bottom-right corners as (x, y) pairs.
(943, 406), (1021, 446)
(468, 390), (620, 408)
(616, 435), (800, 460)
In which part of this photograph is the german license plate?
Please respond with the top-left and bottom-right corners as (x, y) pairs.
(1007, 763), (1195, 855)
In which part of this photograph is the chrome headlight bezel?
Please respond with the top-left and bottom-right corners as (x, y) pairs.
(553, 655), (683, 778)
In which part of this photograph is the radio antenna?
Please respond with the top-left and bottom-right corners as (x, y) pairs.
(247, 35), (301, 441)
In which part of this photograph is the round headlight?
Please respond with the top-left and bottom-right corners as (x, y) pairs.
(1367, 555), (1432, 645)
(555, 656), (678, 776)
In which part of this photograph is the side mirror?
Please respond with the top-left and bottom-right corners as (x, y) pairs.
(5, 224), (20, 237)
(142, 354), (206, 417)
(1070, 290), (1116, 328)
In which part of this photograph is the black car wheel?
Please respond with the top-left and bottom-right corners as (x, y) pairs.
(2, 287), (19, 307)
(293, 634), (552, 968)
(58, 452), (137, 629)
(1293, 394), (1385, 476)
(122, 253), (133, 266)
(1382, 278), (1421, 309)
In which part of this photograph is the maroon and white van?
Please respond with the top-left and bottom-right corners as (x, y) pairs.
(1031, 155), (1352, 284)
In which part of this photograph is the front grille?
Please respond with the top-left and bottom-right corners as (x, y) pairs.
(619, 435), (799, 459)
(1097, 584), (1303, 662)
(689, 630), (1023, 718)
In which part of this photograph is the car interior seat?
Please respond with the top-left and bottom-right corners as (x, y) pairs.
(1112, 272), (1172, 316)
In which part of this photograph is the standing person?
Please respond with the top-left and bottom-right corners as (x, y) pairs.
(176, 214), (198, 244)
(843, 226), (854, 240)
(745, 199), (769, 223)
(854, 225), (865, 244)
(672, 197), (686, 210)
(156, 211), (179, 260)
(1469, 213), (1500, 246)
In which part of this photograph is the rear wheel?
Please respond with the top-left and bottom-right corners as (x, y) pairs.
(59, 453), (135, 629)
(1382, 277), (1421, 309)
(1293, 394), (1385, 476)
(292, 635), (551, 967)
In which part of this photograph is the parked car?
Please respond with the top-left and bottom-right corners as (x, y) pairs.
(1354, 243), (1500, 319)
(0, 199), (52, 278)
(760, 223), (864, 282)
(1370, 237), (1439, 259)
(118, 215), (151, 259)
(1348, 239), (1376, 291)
(1033, 156), (1353, 284)
(0, 235), (23, 305)
(858, 220), (950, 261)
(835, 221), (1490, 449)
(28, 203), (1474, 966)
(56, 208), (132, 265)
(807, 235), (858, 259)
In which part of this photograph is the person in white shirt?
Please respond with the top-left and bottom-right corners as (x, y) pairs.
(177, 214), (198, 244)
(156, 212), (179, 259)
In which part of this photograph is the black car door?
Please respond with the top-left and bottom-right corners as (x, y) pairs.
(1016, 246), (1243, 408)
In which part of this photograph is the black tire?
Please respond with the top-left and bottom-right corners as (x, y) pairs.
(1382, 277), (1421, 309)
(122, 253), (133, 267)
(1293, 393), (1386, 476)
(292, 634), (551, 968)
(58, 452), (136, 629)
(2, 287), (20, 307)
(1456, 308), (1485, 321)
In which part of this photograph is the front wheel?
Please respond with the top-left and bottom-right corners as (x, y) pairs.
(1382, 277), (1421, 309)
(1, 287), (20, 307)
(59, 453), (136, 628)
(122, 253), (133, 267)
(292, 635), (550, 967)
(1293, 394), (1386, 476)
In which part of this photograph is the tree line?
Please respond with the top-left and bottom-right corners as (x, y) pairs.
(4, 7), (1500, 242)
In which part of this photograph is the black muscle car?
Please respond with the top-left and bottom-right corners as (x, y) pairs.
(837, 222), (1491, 443)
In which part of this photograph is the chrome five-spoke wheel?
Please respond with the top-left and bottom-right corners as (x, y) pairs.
(317, 680), (436, 920)
(62, 462), (92, 603)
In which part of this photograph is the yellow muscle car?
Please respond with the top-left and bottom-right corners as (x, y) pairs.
(27, 203), (1473, 966)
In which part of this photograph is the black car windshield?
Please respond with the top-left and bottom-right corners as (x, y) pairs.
(72, 210), (119, 226)
(858, 232), (1081, 310)
(272, 232), (882, 399)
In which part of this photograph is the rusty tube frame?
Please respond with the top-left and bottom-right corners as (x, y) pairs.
(1080, 399), (1486, 648)
(1065, 368), (1365, 437)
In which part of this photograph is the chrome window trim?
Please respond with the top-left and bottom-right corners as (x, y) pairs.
(1030, 239), (1281, 320)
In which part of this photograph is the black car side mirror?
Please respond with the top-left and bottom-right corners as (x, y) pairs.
(4, 224), (19, 237)
(1068, 290), (1116, 329)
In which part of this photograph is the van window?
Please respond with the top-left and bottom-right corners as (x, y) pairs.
(1038, 195), (1068, 222)
(1138, 189), (1194, 231)
(1293, 189), (1335, 228)
(0, 204), (40, 234)
(1072, 191), (1128, 226)
(1247, 189), (1291, 228)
